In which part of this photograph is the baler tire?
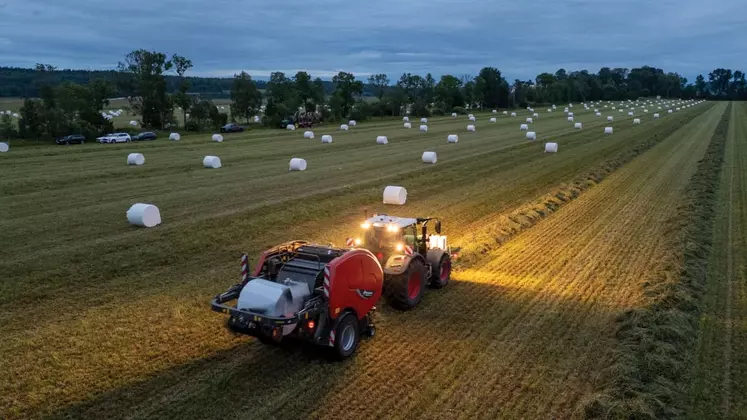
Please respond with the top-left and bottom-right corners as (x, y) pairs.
(391, 259), (426, 310)
(332, 313), (360, 360)
(429, 254), (451, 289)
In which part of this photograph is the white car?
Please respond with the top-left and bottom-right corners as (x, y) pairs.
(97, 133), (131, 144)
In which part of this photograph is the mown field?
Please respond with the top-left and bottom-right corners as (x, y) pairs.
(1, 100), (733, 419)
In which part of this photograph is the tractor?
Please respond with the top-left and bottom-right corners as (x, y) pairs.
(346, 215), (454, 310)
(212, 241), (382, 359)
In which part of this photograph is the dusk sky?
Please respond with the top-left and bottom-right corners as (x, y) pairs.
(1, 0), (744, 81)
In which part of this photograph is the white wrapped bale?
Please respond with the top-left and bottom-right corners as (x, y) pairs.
(420, 117), (428, 123)
(533, 112), (539, 118)
(467, 124), (476, 132)
(11, 113), (18, 118)
(633, 118), (641, 124)
(169, 132), (181, 141)
(419, 125), (428, 132)
(568, 116), (574, 122)
(451, 112), (457, 118)
(289, 158), (307, 171)
(0, 142), (9, 152)
(607, 116), (614, 122)
(254, 116), (261, 123)
(510, 112), (516, 117)
(127, 153), (145, 166)
(643, 109), (648, 113)
(654, 113), (660, 119)
(203, 156), (222, 169)
(568, 112), (574, 117)
(286, 124), (296, 131)
(492, 109), (497, 114)
(422, 151), (437, 164)
(349, 120), (357, 127)
(564, 108), (569, 113)
(547, 108), (552, 112)
(520, 124), (529, 131)
(447, 134), (459, 143)
(668, 109), (673, 114)
(489, 117), (497, 123)
(628, 112), (634, 116)
(321, 135), (333, 143)
(383, 186), (407, 205)
(526, 117), (533, 123)
(604, 127), (614, 135)
(544, 142), (558, 153)
(126, 203), (161, 228)
(526, 131), (537, 140)
(403, 122), (412, 129)
(468, 113), (474, 118)
(303, 131), (314, 139)
(129, 120), (138, 127)
(503, 111), (508, 115)
(574, 122), (583, 129)
(376, 136), (388, 144)
(469, 115), (476, 122)
(212, 134), (224, 142)
(340, 124), (349, 131)
(403, 116), (409, 122)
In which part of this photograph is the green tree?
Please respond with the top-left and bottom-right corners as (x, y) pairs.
(0, 113), (16, 140)
(171, 54), (193, 129)
(368, 74), (390, 101)
(695, 74), (707, 96)
(435, 74), (464, 111)
(331, 72), (363, 118)
(230, 71), (262, 123)
(294, 71), (315, 113)
(118, 49), (174, 129)
(475, 67), (508, 109)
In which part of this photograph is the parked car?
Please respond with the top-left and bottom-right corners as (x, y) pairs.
(97, 133), (131, 144)
(220, 123), (244, 133)
(56, 134), (86, 145)
(132, 132), (157, 141)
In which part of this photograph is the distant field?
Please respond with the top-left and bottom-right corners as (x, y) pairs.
(0, 100), (729, 419)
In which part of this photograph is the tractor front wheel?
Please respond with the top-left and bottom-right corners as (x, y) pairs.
(391, 259), (426, 310)
(332, 313), (360, 360)
(429, 254), (451, 289)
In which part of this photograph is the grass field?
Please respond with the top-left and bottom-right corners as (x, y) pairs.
(1, 99), (736, 419)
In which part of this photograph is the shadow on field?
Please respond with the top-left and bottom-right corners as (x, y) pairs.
(48, 278), (608, 420)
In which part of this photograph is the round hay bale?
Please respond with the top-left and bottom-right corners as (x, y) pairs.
(604, 127), (614, 135)
(526, 117), (533, 123)
(469, 115), (476, 122)
(0, 142), (9, 152)
(11, 113), (18, 118)
(607, 116), (614, 122)
(654, 113), (660, 119)
(212, 134), (224, 142)
(169, 132), (181, 141)
(447, 134), (459, 143)
(510, 112), (517, 117)
(422, 151), (437, 164)
(668, 109), (673, 114)
(526, 131), (537, 140)
(383, 186), (407, 205)
(547, 108), (552, 112)
(404, 122), (412, 129)
(520, 124), (529, 131)
(628, 112), (634, 116)
(533, 112), (539, 118)
(348, 120), (357, 127)
(126, 203), (161, 228)
(489, 117), (497, 123)
(289, 158), (307, 171)
(451, 112), (457, 118)
(420, 117), (428, 123)
(403, 116), (409, 122)
(203, 156), (222, 169)
(633, 118), (641, 124)
(376, 136), (388, 144)
(419, 125), (428, 132)
(321, 135), (333, 143)
(467, 124), (476, 132)
(286, 124), (296, 131)
(129, 120), (138, 127)
(544, 142), (558, 153)
(574, 122), (583, 129)
(503, 111), (508, 115)
(340, 124), (349, 131)
(303, 131), (314, 139)
(492, 109), (497, 114)
(567, 116), (574, 122)
(127, 153), (145, 166)
(254, 116), (261, 123)
(595, 112), (602, 117)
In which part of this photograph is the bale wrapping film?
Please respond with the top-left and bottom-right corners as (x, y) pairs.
(127, 153), (145, 166)
(126, 203), (161, 228)
(340, 124), (349, 131)
(633, 118), (641, 124)
(489, 117), (497, 123)
(533, 112), (539, 118)
(451, 112), (457, 118)
(169, 132), (181, 141)
(510, 112), (517, 117)
(422, 151), (437, 164)
(376, 136), (388, 144)
(492, 109), (497, 114)
(403, 116), (409, 122)
(0, 142), (9, 152)
(604, 127), (614, 135)
(129, 120), (138, 127)
(520, 124), (529, 131)
(286, 124), (296, 131)
(447, 134), (459, 143)
(348, 120), (357, 127)
(526, 131), (537, 140)
(568, 116), (574, 122)
(544, 142), (558, 153)
(628, 112), (634, 116)
(404, 122), (412, 129)
(212, 134), (224, 142)
(574, 122), (583, 129)
(654, 113), (660, 119)
(383, 186), (407, 205)
(503, 111), (508, 115)
(467, 124), (476, 132)
(303, 131), (314, 139)
(595, 112), (602, 117)
(607, 116), (614, 122)
(203, 156), (222, 169)
(469, 116), (476, 122)
(420, 118), (428, 123)
(321, 135), (333, 143)
(668, 109), (673, 114)
(526, 117), (533, 123)
(419, 125), (428, 132)
(289, 158), (307, 171)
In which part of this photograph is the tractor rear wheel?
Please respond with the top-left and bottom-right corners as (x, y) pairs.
(429, 254), (451, 289)
(391, 259), (426, 310)
(332, 313), (360, 360)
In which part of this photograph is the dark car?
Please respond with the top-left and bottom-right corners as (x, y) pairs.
(133, 132), (157, 141)
(220, 123), (244, 133)
(56, 134), (86, 145)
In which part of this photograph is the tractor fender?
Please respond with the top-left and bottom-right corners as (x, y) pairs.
(383, 254), (426, 276)
(426, 249), (448, 269)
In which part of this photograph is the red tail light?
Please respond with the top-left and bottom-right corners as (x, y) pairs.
(376, 252), (384, 262)
(307, 320), (316, 330)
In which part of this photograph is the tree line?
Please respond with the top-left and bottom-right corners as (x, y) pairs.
(2, 49), (745, 142)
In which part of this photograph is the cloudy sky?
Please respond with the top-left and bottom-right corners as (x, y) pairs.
(0, 0), (744, 81)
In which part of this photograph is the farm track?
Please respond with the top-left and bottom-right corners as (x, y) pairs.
(687, 102), (747, 419)
(0, 102), (713, 419)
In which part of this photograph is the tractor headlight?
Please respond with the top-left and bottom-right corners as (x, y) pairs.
(387, 224), (399, 232)
(395, 243), (404, 252)
(354, 238), (362, 245)
(360, 222), (371, 229)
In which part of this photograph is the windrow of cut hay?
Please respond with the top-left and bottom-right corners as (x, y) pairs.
(580, 104), (730, 419)
(455, 112), (696, 267)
